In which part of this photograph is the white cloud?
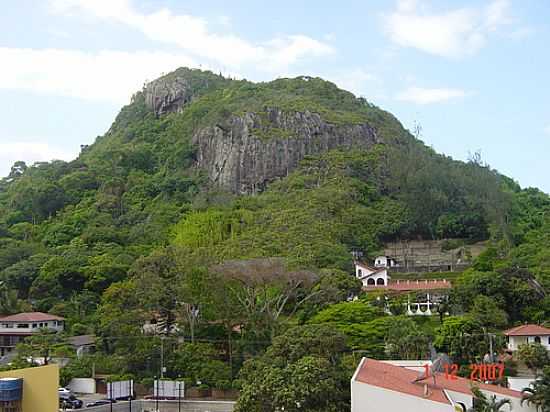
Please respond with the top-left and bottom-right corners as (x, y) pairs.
(396, 86), (469, 104)
(0, 141), (76, 178)
(384, 0), (512, 58)
(49, 0), (333, 70)
(327, 68), (377, 97)
(0, 48), (200, 103)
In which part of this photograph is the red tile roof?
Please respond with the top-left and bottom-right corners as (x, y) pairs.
(353, 358), (522, 404)
(504, 324), (550, 336)
(364, 279), (452, 291)
(0, 312), (64, 322)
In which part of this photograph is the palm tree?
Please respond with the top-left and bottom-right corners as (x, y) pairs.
(522, 367), (550, 412)
(468, 386), (511, 412)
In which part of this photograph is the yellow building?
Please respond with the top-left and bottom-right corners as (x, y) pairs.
(0, 365), (58, 412)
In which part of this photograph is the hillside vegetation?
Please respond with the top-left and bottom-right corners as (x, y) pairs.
(0, 68), (549, 410)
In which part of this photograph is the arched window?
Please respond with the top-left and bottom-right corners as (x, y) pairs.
(357, 269), (362, 277)
(535, 336), (541, 344)
(376, 278), (385, 285)
(367, 278), (375, 285)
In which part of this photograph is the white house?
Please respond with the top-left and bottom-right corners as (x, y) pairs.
(374, 256), (398, 268)
(352, 358), (536, 412)
(354, 261), (390, 287)
(0, 312), (64, 356)
(504, 324), (550, 351)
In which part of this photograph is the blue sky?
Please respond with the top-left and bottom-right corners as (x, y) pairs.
(1, 0), (549, 192)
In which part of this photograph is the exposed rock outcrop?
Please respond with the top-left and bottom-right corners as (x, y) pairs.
(144, 76), (195, 116)
(192, 108), (380, 194)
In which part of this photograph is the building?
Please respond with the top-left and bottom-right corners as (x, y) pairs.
(0, 313), (64, 357)
(354, 261), (390, 287)
(68, 334), (96, 358)
(503, 324), (550, 351)
(355, 259), (452, 316)
(374, 256), (398, 268)
(351, 358), (536, 412)
(0, 365), (59, 412)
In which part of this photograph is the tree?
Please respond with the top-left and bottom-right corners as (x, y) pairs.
(470, 295), (508, 330)
(385, 317), (429, 360)
(434, 316), (504, 366)
(517, 343), (550, 374)
(521, 367), (550, 412)
(468, 386), (511, 412)
(235, 324), (350, 412)
(213, 258), (319, 343)
(16, 329), (70, 365)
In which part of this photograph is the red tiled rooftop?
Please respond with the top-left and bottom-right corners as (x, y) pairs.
(353, 358), (522, 403)
(0, 312), (64, 322)
(364, 279), (452, 291)
(504, 324), (550, 336)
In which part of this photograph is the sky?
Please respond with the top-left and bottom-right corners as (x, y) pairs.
(0, 0), (549, 192)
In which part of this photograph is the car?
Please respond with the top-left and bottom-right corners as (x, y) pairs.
(59, 395), (83, 410)
(58, 387), (72, 397)
(85, 399), (117, 408)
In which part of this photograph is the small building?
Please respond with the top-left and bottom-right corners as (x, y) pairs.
(0, 312), (64, 357)
(351, 357), (536, 412)
(68, 335), (96, 358)
(374, 256), (398, 268)
(503, 324), (550, 351)
(354, 261), (390, 287)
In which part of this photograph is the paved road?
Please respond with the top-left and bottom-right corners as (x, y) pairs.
(76, 399), (235, 412)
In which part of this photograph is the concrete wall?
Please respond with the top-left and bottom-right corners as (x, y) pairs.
(508, 377), (535, 392)
(351, 380), (454, 412)
(0, 364), (59, 412)
(68, 377), (96, 394)
(84, 400), (235, 412)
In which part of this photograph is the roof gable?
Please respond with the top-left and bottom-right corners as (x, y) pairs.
(504, 324), (550, 336)
(0, 312), (64, 322)
(353, 358), (522, 404)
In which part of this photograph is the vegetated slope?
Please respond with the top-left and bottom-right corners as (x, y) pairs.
(0, 67), (546, 314)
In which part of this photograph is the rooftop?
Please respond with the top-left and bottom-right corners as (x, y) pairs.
(0, 312), (64, 322)
(364, 279), (452, 291)
(504, 324), (550, 336)
(353, 358), (522, 405)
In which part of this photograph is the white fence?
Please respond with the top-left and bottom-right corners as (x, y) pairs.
(107, 380), (134, 399)
(154, 380), (184, 398)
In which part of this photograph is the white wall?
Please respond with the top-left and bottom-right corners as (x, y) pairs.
(68, 378), (96, 394)
(351, 380), (454, 412)
(509, 336), (550, 351)
(508, 377), (535, 392)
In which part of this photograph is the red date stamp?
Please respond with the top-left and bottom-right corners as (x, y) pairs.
(424, 363), (504, 381)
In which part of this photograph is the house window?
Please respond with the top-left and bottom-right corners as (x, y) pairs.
(16, 323), (29, 328)
(535, 336), (541, 344)
(32, 323), (37, 328)
(367, 278), (375, 285)
(376, 278), (385, 285)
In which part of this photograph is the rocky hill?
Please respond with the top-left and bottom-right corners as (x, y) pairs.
(0, 67), (546, 311)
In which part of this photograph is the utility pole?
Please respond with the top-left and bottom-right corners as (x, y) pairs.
(160, 336), (165, 379)
(178, 376), (182, 412)
(155, 377), (159, 412)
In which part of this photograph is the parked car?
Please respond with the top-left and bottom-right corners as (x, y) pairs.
(58, 387), (72, 397)
(59, 395), (83, 409)
(85, 399), (117, 407)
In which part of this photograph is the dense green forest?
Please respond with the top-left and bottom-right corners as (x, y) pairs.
(0, 68), (549, 411)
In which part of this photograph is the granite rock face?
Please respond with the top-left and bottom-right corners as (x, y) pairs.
(144, 76), (195, 116)
(192, 108), (380, 194)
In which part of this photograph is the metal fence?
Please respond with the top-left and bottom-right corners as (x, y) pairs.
(82, 400), (235, 412)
